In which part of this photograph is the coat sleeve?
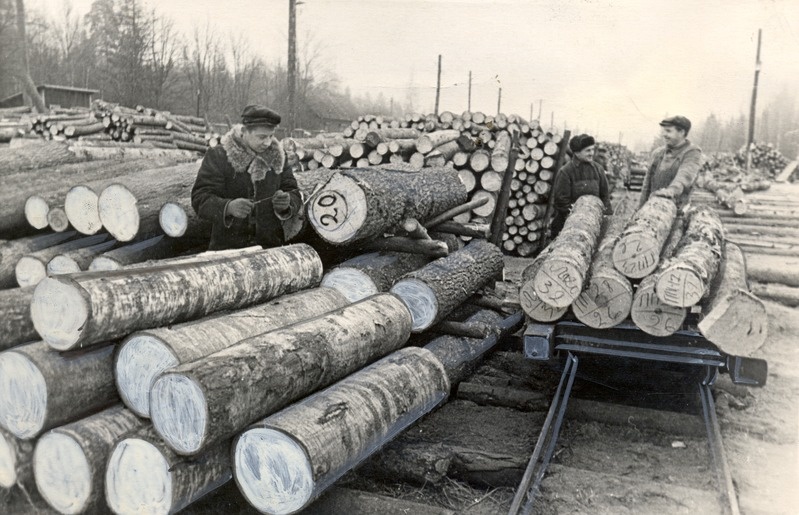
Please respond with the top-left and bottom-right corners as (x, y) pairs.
(638, 152), (659, 208)
(666, 147), (703, 197)
(274, 154), (302, 221)
(597, 163), (613, 214)
(552, 165), (572, 215)
(191, 148), (233, 226)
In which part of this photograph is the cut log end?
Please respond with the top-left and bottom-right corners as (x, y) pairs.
(390, 278), (438, 332)
(533, 260), (584, 308)
(308, 175), (367, 244)
(47, 256), (81, 276)
(631, 279), (687, 337)
(0, 351), (47, 439)
(572, 270), (633, 329)
(98, 184), (140, 242)
(64, 186), (102, 235)
(24, 196), (50, 230)
(518, 282), (567, 322)
(106, 438), (172, 515)
(160, 202), (188, 238)
(699, 291), (767, 356)
(30, 278), (90, 350)
(234, 427), (314, 515)
(655, 265), (704, 308)
(320, 268), (378, 303)
(150, 374), (207, 455)
(15, 257), (46, 288)
(88, 256), (122, 271)
(612, 233), (661, 279)
(0, 431), (17, 488)
(47, 208), (70, 232)
(33, 432), (92, 514)
(116, 335), (180, 418)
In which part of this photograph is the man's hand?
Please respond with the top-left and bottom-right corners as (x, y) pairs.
(226, 198), (254, 218)
(652, 188), (676, 199)
(272, 190), (291, 213)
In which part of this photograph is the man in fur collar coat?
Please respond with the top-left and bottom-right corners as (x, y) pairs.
(191, 105), (302, 250)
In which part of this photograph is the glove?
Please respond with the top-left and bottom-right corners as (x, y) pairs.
(226, 198), (254, 218)
(272, 190), (291, 213)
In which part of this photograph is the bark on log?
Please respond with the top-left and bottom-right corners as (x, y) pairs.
(0, 287), (36, 352)
(0, 142), (83, 176)
(15, 234), (110, 288)
(68, 146), (196, 162)
(88, 235), (202, 271)
(425, 197), (489, 228)
(1, 427), (37, 498)
(656, 206), (724, 308)
(149, 293), (412, 455)
(308, 167), (467, 245)
(63, 122), (104, 138)
(233, 347), (449, 514)
(0, 232), (78, 288)
(698, 243), (767, 356)
(750, 282), (799, 306)
(519, 255), (568, 322)
(744, 254), (799, 287)
(365, 128), (420, 147)
(105, 426), (232, 515)
(490, 131), (512, 172)
(46, 238), (119, 277)
(630, 220), (687, 337)
(613, 197), (677, 279)
(32, 405), (146, 514)
(0, 341), (117, 439)
(116, 288), (348, 418)
(533, 196), (605, 308)
(390, 240), (504, 331)
(30, 244), (322, 351)
(416, 130), (460, 154)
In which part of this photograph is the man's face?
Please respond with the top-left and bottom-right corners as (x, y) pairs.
(575, 146), (595, 161)
(661, 125), (686, 146)
(242, 125), (276, 153)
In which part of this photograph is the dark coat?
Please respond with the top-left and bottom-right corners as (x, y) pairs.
(191, 132), (302, 250)
(550, 158), (612, 238)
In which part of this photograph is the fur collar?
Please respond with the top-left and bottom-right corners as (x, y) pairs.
(221, 125), (285, 184)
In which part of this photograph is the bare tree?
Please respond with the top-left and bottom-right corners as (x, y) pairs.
(12, 0), (46, 111)
(147, 10), (177, 109)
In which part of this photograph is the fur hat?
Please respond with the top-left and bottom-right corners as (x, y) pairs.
(569, 134), (596, 153)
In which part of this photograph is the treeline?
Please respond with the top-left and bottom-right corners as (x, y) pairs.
(0, 0), (396, 130)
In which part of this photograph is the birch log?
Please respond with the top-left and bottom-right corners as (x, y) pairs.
(0, 342), (117, 439)
(0, 428), (36, 493)
(15, 234), (110, 287)
(88, 235), (202, 271)
(518, 253), (567, 322)
(613, 197), (677, 279)
(1, 232), (78, 288)
(149, 294), (412, 455)
(0, 287), (36, 351)
(31, 244), (322, 351)
(116, 287), (348, 418)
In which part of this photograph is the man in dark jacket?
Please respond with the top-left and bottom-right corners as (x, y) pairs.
(639, 115), (703, 209)
(191, 105), (302, 250)
(550, 133), (612, 239)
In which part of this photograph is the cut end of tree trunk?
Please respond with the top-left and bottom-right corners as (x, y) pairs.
(389, 278), (439, 331)
(47, 208), (70, 232)
(116, 335), (180, 418)
(612, 232), (661, 279)
(234, 427), (314, 515)
(698, 290), (767, 356)
(159, 202), (188, 238)
(105, 437), (173, 515)
(30, 278), (90, 350)
(47, 255), (81, 276)
(88, 256), (122, 271)
(98, 184), (140, 242)
(24, 196), (50, 230)
(33, 432), (92, 514)
(533, 260), (584, 308)
(64, 186), (102, 235)
(631, 277), (687, 337)
(320, 268), (379, 303)
(0, 350), (47, 439)
(308, 174), (367, 244)
(150, 374), (208, 455)
(15, 256), (46, 288)
(655, 264), (704, 308)
(572, 269), (633, 329)
(519, 281), (567, 322)
(0, 431), (18, 488)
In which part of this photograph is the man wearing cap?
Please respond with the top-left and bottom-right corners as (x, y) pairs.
(191, 105), (302, 250)
(550, 133), (613, 239)
(639, 116), (703, 208)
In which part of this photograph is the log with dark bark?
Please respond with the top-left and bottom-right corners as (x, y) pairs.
(308, 167), (467, 245)
(0, 287), (36, 351)
(698, 242), (767, 356)
(149, 293), (412, 455)
(656, 206), (724, 308)
(0, 142), (84, 176)
(365, 128), (420, 147)
(613, 197), (677, 279)
(532, 196), (605, 308)
(45, 237), (119, 277)
(105, 426), (232, 515)
(0, 232), (78, 288)
(30, 244), (322, 351)
(0, 428), (37, 495)
(424, 197), (490, 228)
(68, 146), (197, 163)
(390, 240), (504, 331)
(88, 235), (203, 271)
(361, 236), (451, 257)
(116, 288), (348, 418)
(0, 341), (117, 439)
(32, 405), (146, 514)
(15, 234), (110, 288)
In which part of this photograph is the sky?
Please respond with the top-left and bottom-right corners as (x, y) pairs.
(29, 0), (799, 149)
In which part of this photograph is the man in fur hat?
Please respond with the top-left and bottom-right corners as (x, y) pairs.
(191, 105), (302, 250)
(550, 133), (612, 239)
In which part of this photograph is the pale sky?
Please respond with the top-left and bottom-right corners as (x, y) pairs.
(30, 0), (799, 149)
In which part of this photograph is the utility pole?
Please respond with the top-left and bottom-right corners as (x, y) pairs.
(434, 54), (442, 116)
(550, 111), (554, 132)
(497, 87), (502, 115)
(529, 103), (533, 122)
(538, 99), (543, 120)
(287, 0), (298, 132)
(467, 70), (472, 112)
(745, 28), (762, 171)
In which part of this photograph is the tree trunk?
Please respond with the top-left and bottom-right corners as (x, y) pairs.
(116, 287), (348, 418)
(425, 197), (489, 228)
(532, 196), (605, 308)
(490, 131), (511, 172)
(105, 426), (232, 515)
(233, 347), (450, 515)
(630, 220), (687, 337)
(365, 128), (420, 147)
(0, 341), (117, 439)
(30, 244), (322, 351)
(613, 197), (677, 279)
(149, 293), (412, 455)
(656, 206), (724, 308)
(416, 130), (460, 154)
(307, 167), (467, 245)
(158, 196), (210, 239)
(0, 428), (37, 494)
(0, 287), (36, 352)
(63, 122), (104, 138)
(88, 235), (203, 271)
(390, 240), (504, 331)
(0, 142), (83, 177)
(68, 146), (197, 162)
(12, 0), (47, 113)
(698, 243), (767, 356)
(46, 238), (119, 276)
(15, 234), (110, 288)
(32, 405), (146, 514)
(519, 255), (568, 322)
(0, 232), (77, 288)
